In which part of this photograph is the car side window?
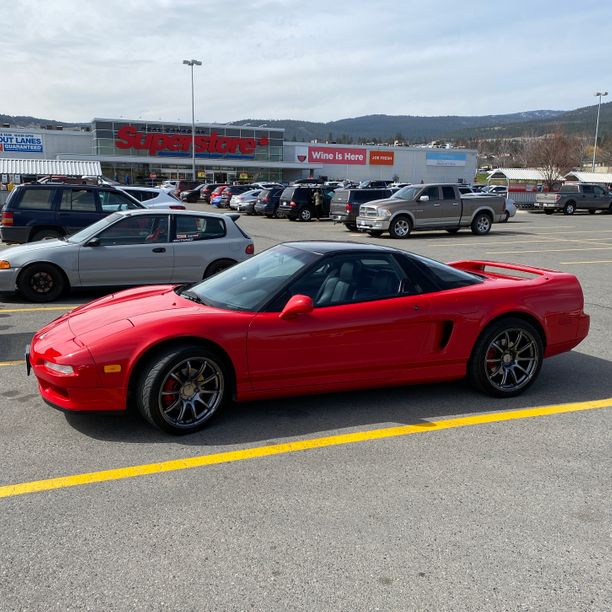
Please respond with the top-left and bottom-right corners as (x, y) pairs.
(582, 185), (594, 194)
(442, 186), (456, 199)
(59, 189), (97, 212)
(95, 215), (169, 246)
(14, 188), (55, 210)
(173, 215), (226, 242)
(99, 191), (141, 212)
(424, 186), (440, 200)
(593, 186), (604, 196)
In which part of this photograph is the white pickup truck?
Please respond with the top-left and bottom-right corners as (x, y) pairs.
(356, 183), (506, 238)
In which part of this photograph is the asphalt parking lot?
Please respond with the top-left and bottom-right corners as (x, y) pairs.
(1, 209), (611, 610)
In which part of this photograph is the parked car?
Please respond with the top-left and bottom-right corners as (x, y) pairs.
(330, 188), (394, 231)
(0, 184), (143, 244)
(233, 190), (263, 214)
(117, 186), (186, 209)
(358, 180), (393, 189)
(252, 182), (284, 190)
(0, 209), (254, 302)
(277, 186), (335, 221)
(209, 185), (229, 207)
(26, 241), (589, 433)
(253, 188), (285, 217)
(356, 184), (506, 238)
(180, 183), (222, 203)
(534, 183), (612, 215)
(221, 185), (257, 208)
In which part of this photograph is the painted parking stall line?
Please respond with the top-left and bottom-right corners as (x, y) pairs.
(0, 398), (610, 500)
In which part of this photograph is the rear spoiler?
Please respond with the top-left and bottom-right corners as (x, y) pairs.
(448, 260), (560, 277)
(227, 213), (241, 222)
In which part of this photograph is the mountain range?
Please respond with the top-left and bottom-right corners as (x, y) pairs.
(2, 102), (611, 143)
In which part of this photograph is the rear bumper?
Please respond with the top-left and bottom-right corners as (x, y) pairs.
(545, 312), (590, 357)
(0, 226), (31, 244)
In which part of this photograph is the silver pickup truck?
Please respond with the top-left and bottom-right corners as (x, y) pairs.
(534, 183), (612, 215)
(356, 183), (506, 238)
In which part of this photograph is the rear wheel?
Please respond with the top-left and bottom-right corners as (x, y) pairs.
(588, 209), (596, 215)
(468, 317), (543, 397)
(344, 222), (357, 231)
(563, 202), (576, 215)
(137, 345), (229, 434)
(18, 263), (66, 302)
(389, 215), (412, 239)
(367, 230), (383, 237)
(31, 228), (62, 241)
(298, 207), (313, 222)
(204, 258), (236, 278)
(544, 209), (554, 215)
(470, 212), (492, 235)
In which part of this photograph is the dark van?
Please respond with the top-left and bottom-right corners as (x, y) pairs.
(277, 186), (335, 221)
(330, 188), (394, 230)
(0, 184), (142, 244)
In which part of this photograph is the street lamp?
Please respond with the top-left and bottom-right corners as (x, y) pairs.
(183, 59), (202, 181)
(592, 91), (608, 172)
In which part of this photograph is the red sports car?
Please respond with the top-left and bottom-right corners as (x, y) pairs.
(27, 241), (590, 434)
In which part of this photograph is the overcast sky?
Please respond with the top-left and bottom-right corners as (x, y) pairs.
(2, 0), (610, 124)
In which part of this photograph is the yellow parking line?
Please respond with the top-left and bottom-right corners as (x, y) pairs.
(0, 360), (25, 367)
(560, 260), (612, 265)
(488, 246), (612, 255)
(0, 306), (75, 313)
(0, 397), (610, 499)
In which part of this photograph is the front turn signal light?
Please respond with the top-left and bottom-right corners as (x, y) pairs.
(0, 260), (10, 270)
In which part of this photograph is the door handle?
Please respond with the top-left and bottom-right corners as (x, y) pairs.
(452, 202), (459, 206)
(433, 203), (440, 207)
(152, 247), (166, 253)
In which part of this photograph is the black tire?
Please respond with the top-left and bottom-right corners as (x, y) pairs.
(204, 258), (236, 278)
(136, 345), (229, 434)
(298, 207), (313, 222)
(17, 263), (66, 302)
(470, 212), (492, 235)
(344, 223), (357, 232)
(563, 202), (576, 215)
(588, 209), (596, 215)
(467, 317), (543, 398)
(446, 228), (460, 234)
(544, 209), (554, 215)
(31, 228), (62, 242)
(367, 230), (383, 237)
(388, 215), (412, 239)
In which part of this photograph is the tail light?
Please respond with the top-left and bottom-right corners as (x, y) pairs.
(345, 202), (352, 212)
(264, 197), (270, 202)
(289, 200), (296, 208)
(555, 194), (561, 202)
(1, 211), (14, 226)
(245, 244), (254, 254)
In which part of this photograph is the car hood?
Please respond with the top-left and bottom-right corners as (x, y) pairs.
(2, 239), (74, 262)
(64, 285), (198, 336)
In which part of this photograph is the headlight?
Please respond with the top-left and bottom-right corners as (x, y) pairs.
(43, 361), (75, 375)
(0, 260), (10, 270)
(378, 209), (392, 218)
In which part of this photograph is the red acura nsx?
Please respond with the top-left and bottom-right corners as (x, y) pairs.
(27, 241), (590, 434)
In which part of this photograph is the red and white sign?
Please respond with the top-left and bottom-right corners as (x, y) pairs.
(308, 146), (367, 165)
(115, 125), (269, 157)
(369, 151), (394, 165)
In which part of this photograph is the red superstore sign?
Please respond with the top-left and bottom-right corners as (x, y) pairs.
(308, 146), (367, 165)
(115, 125), (269, 157)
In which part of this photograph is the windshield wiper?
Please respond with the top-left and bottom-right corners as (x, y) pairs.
(180, 290), (206, 305)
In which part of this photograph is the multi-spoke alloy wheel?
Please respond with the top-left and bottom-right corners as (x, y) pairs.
(484, 328), (539, 392)
(468, 318), (543, 397)
(137, 346), (229, 434)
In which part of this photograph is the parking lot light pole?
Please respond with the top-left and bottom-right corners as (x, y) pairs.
(592, 91), (608, 172)
(183, 59), (202, 181)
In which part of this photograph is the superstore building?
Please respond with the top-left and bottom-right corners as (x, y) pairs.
(1, 118), (477, 185)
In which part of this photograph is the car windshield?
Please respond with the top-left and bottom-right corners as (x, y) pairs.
(392, 186), (421, 200)
(65, 213), (122, 243)
(185, 245), (317, 312)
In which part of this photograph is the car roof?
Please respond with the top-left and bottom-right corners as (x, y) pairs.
(114, 209), (233, 220)
(118, 186), (166, 193)
(281, 240), (403, 256)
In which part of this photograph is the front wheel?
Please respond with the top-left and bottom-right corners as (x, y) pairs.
(344, 223), (357, 232)
(470, 212), (492, 235)
(468, 318), (543, 397)
(18, 263), (66, 302)
(389, 215), (412, 239)
(137, 345), (230, 434)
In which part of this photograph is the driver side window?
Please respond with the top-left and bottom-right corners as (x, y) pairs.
(95, 215), (168, 246)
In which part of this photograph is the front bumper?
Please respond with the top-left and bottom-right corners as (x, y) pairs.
(0, 268), (20, 292)
(356, 216), (389, 231)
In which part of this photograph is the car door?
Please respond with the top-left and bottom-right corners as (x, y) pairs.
(439, 185), (462, 225)
(580, 184), (595, 210)
(246, 253), (431, 394)
(58, 188), (105, 234)
(591, 185), (606, 210)
(412, 186), (442, 228)
(77, 213), (174, 286)
(170, 214), (229, 282)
